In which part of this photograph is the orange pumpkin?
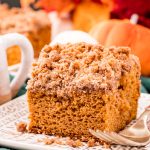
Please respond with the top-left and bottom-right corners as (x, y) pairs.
(73, 1), (110, 32)
(89, 20), (150, 76)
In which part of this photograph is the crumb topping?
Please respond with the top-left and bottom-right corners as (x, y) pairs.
(16, 121), (27, 133)
(27, 42), (140, 98)
(0, 4), (50, 34)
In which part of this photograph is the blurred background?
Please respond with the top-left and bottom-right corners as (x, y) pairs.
(1, 0), (150, 29)
(1, 0), (150, 93)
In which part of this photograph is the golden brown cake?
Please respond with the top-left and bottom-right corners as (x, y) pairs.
(27, 43), (140, 139)
(0, 4), (51, 66)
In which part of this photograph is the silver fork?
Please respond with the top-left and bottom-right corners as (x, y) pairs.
(89, 106), (150, 146)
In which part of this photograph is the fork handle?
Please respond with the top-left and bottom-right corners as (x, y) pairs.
(146, 105), (150, 111)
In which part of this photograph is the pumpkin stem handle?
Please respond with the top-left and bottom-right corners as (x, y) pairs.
(130, 14), (139, 24)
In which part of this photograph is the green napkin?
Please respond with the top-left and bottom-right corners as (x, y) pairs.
(141, 83), (148, 93)
(141, 76), (150, 93)
(9, 75), (27, 98)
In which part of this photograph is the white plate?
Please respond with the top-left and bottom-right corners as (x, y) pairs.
(0, 94), (150, 150)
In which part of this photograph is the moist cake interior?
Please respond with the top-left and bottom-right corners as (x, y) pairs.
(27, 43), (140, 139)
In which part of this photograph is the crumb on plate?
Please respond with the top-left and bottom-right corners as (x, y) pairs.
(16, 121), (27, 133)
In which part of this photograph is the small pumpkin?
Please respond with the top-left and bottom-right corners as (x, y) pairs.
(73, 1), (110, 32)
(89, 19), (150, 76)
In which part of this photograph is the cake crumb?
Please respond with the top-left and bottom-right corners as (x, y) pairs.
(75, 139), (83, 147)
(66, 139), (77, 147)
(81, 136), (88, 142)
(95, 142), (100, 146)
(103, 142), (111, 149)
(54, 139), (63, 145)
(43, 138), (55, 145)
(16, 121), (27, 133)
(36, 138), (43, 142)
(87, 139), (95, 147)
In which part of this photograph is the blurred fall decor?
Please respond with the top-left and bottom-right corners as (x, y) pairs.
(20, 0), (111, 31)
(20, 0), (150, 30)
(72, 0), (110, 32)
(110, 0), (150, 29)
(21, 0), (79, 13)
